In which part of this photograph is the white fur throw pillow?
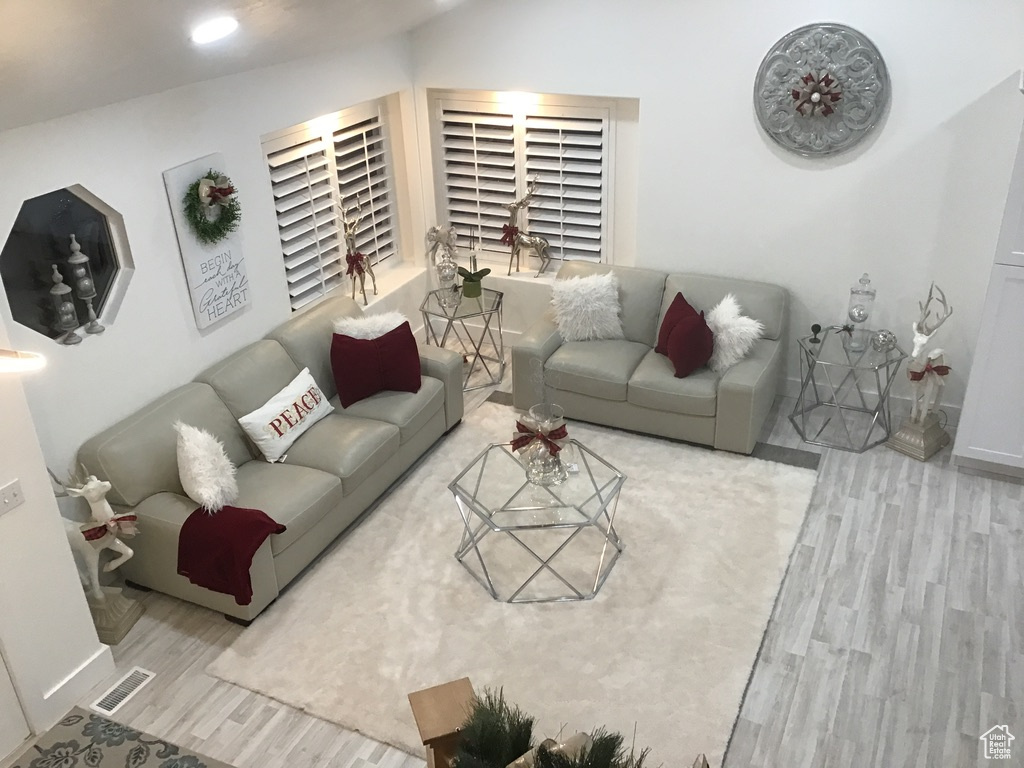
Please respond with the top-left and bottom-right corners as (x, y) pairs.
(550, 272), (624, 342)
(706, 294), (764, 374)
(174, 422), (239, 513)
(333, 311), (407, 339)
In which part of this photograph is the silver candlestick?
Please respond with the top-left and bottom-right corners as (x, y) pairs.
(68, 234), (104, 334)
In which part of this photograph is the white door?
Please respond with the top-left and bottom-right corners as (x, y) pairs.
(0, 650), (30, 761)
(954, 265), (1024, 468)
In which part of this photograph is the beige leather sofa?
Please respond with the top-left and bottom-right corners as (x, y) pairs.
(512, 262), (788, 454)
(78, 295), (464, 622)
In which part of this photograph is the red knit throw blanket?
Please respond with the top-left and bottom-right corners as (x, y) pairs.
(177, 505), (286, 606)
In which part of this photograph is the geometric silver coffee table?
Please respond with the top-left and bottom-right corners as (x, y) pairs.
(448, 440), (625, 603)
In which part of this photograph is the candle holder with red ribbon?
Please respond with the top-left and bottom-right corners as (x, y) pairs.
(513, 403), (569, 486)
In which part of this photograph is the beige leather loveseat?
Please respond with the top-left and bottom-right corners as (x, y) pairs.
(512, 262), (788, 454)
(78, 295), (464, 622)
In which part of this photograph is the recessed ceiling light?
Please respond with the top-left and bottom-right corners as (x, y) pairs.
(191, 16), (239, 45)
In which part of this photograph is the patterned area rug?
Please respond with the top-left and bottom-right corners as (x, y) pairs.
(9, 707), (232, 768)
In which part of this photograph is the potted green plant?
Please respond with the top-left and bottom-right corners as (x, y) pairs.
(458, 266), (491, 299)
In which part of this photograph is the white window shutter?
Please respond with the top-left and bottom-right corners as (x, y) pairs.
(333, 110), (396, 267)
(438, 107), (517, 251)
(267, 137), (343, 311)
(523, 114), (605, 262)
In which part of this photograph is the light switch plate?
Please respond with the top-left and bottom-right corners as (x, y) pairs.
(0, 479), (24, 515)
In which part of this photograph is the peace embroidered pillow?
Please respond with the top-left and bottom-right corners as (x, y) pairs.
(331, 321), (421, 408)
(237, 368), (334, 462)
(550, 272), (624, 342)
(705, 294), (764, 373)
(174, 422), (238, 513)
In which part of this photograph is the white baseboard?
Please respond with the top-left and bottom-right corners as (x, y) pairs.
(26, 645), (114, 733)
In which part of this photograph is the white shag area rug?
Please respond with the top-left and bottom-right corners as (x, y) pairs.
(207, 402), (817, 765)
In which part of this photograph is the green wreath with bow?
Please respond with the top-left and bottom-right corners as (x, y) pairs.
(182, 169), (241, 244)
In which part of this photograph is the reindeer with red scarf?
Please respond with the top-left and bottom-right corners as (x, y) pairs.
(907, 283), (953, 425)
(52, 468), (137, 602)
(342, 201), (377, 305)
(502, 179), (553, 277)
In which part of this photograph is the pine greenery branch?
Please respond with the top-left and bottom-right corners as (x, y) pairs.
(454, 693), (651, 768)
(454, 689), (534, 768)
(535, 730), (650, 768)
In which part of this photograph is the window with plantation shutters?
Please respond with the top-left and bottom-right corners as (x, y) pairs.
(263, 100), (399, 311)
(431, 92), (613, 264)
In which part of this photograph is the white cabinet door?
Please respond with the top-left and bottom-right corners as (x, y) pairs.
(0, 651), (29, 761)
(953, 263), (1024, 469)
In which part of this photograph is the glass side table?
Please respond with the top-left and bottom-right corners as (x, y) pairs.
(790, 326), (906, 452)
(420, 287), (505, 391)
(449, 441), (626, 603)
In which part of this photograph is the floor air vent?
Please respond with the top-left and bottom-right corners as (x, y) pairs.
(91, 667), (155, 716)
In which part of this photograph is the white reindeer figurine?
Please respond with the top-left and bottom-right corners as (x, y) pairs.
(342, 201), (377, 305)
(425, 224), (458, 267)
(907, 283), (953, 425)
(503, 179), (553, 277)
(54, 470), (137, 602)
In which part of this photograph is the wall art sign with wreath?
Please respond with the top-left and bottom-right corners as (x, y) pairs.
(163, 153), (250, 330)
(753, 23), (890, 157)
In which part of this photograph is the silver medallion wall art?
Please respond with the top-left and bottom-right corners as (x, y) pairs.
(754, 23), (890, 157)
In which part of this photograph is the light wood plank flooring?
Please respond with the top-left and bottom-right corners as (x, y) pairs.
(12, 392), (1022, 768)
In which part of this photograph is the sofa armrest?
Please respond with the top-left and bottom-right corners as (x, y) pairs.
(418, 343), (464, 430)
(714, 338), (783, 454)
(511, 318), (563, 410)
(117, 493), (279, 621)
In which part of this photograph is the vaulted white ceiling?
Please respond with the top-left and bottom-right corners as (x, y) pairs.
(0, 0), (466, 132)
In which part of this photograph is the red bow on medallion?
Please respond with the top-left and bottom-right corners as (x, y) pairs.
(511, 421), (569, 456)
(908, 363), (951, 382)
(346, 252), (366, 276)
(500, 224), (519, 246)
(81, 514), (138, 543)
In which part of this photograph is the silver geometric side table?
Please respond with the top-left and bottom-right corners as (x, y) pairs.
(420, 287), (505, 391)
(790, 327), (906, 452)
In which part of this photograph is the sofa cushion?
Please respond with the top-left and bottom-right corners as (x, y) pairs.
(663, 273), (787, 342)
(282, 414), (400, 495)
(545, 340), (649, 402)
(556, 262), (667, 346)
(330, 376), (444, 444)
(78, 382), (254, 508)
(196, 340), (302, 418)
(268, 295), (364, 401)
(232, 460), (342, 556)
(628, 349), (718, 417)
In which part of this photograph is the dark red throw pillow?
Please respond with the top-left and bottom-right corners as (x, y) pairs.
(331, 321), (422, 408)
(666, 311), (713, 378)
(656, 292), (700, 355)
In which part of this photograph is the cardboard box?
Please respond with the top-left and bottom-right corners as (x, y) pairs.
(408, 677), (475, 768)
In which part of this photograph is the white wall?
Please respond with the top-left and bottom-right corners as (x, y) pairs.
(0, 34), (423, 474)
(411, 0), (1024, 407)
(0, 314), (114, 736)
